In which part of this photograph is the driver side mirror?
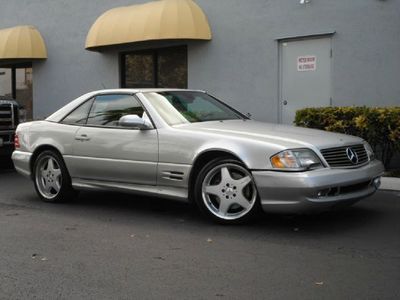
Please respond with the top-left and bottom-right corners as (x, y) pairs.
(118, 114), (153, 130)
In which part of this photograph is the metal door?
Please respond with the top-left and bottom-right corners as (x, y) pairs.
(65, 94), (159, 185)
(279, 37), (332, 124)
(70, 126), (158, 185)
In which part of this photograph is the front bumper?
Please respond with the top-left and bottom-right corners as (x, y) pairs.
(252, 160), (384, 213)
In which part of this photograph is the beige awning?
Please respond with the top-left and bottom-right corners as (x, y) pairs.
(0, 25), (47, 63)
(85, 0), (212, 51)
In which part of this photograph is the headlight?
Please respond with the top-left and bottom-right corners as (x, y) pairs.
(270, 149), (323, 171)
(364, 142), (375, 161)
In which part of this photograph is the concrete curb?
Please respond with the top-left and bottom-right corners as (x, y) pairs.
(380, 177), (400, 191)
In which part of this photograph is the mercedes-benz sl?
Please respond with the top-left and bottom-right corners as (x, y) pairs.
(12, 89), (384, 223)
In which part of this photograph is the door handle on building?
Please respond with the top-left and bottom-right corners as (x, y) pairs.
(75, 134), (90, 141)
(283, 100), (288, 106)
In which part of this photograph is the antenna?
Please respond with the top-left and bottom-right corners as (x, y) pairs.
(101, 83), (106, 89)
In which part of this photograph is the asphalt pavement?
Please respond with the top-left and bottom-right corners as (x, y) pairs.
(1, 167), (399, 299)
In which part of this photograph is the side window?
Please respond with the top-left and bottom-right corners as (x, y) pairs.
(86, 94), (145, 127)
(61, 98), (94, 125)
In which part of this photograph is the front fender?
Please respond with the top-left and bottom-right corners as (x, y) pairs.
(158, 127), (285, 170)
(193, 139), (280, 170)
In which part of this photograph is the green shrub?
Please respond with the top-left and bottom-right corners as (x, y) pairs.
(294, 107), (400, 168)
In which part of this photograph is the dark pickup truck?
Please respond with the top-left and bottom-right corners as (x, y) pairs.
(0, 99), (19, 158)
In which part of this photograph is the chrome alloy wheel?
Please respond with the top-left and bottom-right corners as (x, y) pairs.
(35, 155), (63, 200)
(201, 163), (258, 220)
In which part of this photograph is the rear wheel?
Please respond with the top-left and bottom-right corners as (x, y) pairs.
(33, 150), (76, 202)
(194, 157), (260, 224)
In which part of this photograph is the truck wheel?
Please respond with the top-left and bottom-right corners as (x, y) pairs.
(33, 150), (76, 202)
(194, 157), (260, 224)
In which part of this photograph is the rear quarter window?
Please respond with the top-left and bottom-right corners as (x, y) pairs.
(61, 98), (94, 125)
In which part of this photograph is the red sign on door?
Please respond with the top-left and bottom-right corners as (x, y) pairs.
(297, 55), (316, 71)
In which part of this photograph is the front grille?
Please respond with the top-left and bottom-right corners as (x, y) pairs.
(320, 144), (369, 168)
(0, 104), (14, 129)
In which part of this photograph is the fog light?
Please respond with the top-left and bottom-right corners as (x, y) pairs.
(373, 177), (381, 189)
(317, 188), (330, 198)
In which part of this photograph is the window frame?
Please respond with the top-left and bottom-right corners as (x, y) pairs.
(60, 97), (95, 126)
(0, 62), (33, 120)
(0, 62), (32, 100)
(60, 93), (156, 130)
(143, 91), (249, 125)
(119, 45), (188, 89)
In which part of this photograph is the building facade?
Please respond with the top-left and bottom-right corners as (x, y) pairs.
(0, 0), (399, 123)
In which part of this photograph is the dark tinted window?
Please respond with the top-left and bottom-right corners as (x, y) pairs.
(87, 94), (145, 127)
(157, 47), (187, 88)
(124, 53), (155, 88)
(61, 98), (93, 125)
(122, 46), (187, 89)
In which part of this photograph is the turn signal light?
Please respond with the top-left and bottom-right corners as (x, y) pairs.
(14, 134), (20, 149)
(271, 156), (286, 168)
(270, 151), (299, 169)
(270, 149), (323, 170)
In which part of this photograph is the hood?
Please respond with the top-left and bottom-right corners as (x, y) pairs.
(173, 120), (363, 149)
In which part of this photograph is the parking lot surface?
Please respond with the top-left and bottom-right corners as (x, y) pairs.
(1, 167), (399, 299)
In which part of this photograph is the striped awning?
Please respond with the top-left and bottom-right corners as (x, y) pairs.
(85, 0), (212, 51)
(0, 25), (47, 63)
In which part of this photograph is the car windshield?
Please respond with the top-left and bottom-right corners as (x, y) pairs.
(143, 91), (245, 125)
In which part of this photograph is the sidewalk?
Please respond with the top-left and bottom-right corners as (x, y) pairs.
(381, 177), (400, 191)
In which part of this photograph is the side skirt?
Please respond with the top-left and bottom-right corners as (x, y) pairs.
(72, 178), (189, 202)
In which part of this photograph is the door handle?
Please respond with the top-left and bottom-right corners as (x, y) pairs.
(75, 134), (91, 141)
(283, 100), (288, 106)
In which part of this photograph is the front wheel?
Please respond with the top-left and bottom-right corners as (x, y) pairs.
(33, 150), (76, 202)
(194, 157), (260, 224)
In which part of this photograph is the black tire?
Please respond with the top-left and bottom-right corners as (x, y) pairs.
(194, 157), (261, 224)
(33, 150), (76, 203)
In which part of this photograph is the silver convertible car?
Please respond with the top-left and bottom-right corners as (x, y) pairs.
(12, 89), (384, 223)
